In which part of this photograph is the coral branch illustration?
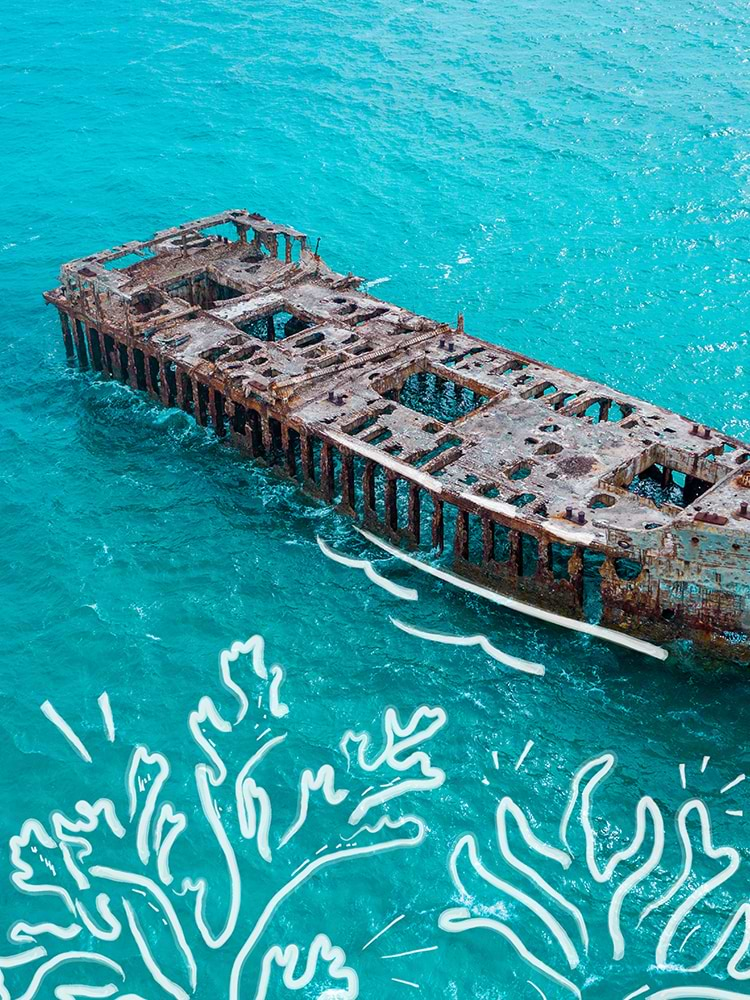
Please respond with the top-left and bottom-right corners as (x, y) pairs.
(441, 752), (750, 999)
(1, 635), (447, 999)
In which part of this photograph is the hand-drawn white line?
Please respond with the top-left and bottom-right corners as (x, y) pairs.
(380, 946), (438, 960)
(365, 276), (391, 288)
(317, 536), (418, 602)
(701, 755), (710, 773)
(439, 908), (581, 999)
(528, 982), (549, 1000)
(679, 763), (686, 790)
(363, 914), (405, 951)
(55, 986), (118, 999)
(356, 526), (668, 660)
(218, 635), (289, 724)
(678, 925), (701, 952)
(495, 798), (588, 951)
(86, 866), (196, 990)
(390, 618), (545, 676)
(515, 741), (534, 771)
(8, 921), (81, 945)
(623, 987), (649, 1000)
(12, 952), (124, 1000)
(646, 991), (750, 999)
(651, 801), (740, 970)
(40, 702), (92, 763)
(255, 934), (358, 999)
(341, 706), (446, 825)
(97, 693), (115, 742)
(280, 766), (349, 849)
(560, 754), (664, 960)
(127, 748), (170, 866)
(450, 834), (581, 972)
(228, 815), (426, 1000)
(0, 946), (46, 968)
(392, 979), (420, 990)
(726, 810), (744, 818)
(123, 899), (188, 1000)
(491, 750), (500, 770)
(152, 804), (187, 886)
(721, 775), (745, 795)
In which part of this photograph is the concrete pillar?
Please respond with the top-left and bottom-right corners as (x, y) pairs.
(282, 425), (297, 478)
(86, 326), (103, 371)
(144, 353), (157, 395)
(568, 547), (584, 607)
(508, 529), (523, 575)
(158, 360), (171, 406)
(207, 385), (218, 429)
(407, 483), (421, 544)
(59, 311), (74, 358)
(175, 367), (186, 410)
(301, 433), (315, 485)
(432, 498), (444, 551)
(74, 320), (88, 367)
(341, 451), (355, 511)
(482, 517), (494, 563)
(101, 335), (114, 377)
(320, 442), (335, 500)
(362, 460), (376, 521)
(249, 409), (264, 457)
(126, 347), (138, 389)
(384, 474), (398, 532)
(454, 508), (469, 561)
(192, 378), (205, 424)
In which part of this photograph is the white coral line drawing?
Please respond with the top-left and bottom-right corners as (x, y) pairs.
(40, 702), (92, 764)
(355, 526), (668, 660)
(528, 982), (548, 1000)
(438, 908), (581, 998)
(720, 775), (745, 795)
(389, 617), (545, 676)
(254, 933), (358, 999)
(84, 865), (197, 990)
(97, 693), (115, 743)
(8, 922), (81, 945)
(515, 741), (535, 771)
(340, 706), (446, 824)
(362, 913), (405, 951)
(450, 834), (582, 971)
(646, 990), (750, 999)
(380, 946), (437, 959)
(126, 748), (170, 866)
(8, 633), (447, 998)
(279, 766), (349, 848)
(11, 952), (125, 1000)
(496, 797), (588, 950)
(317, 536), (419, 602)
(122, 899), (187, 1000)
(643, 798), (739, 971)
(228, 815), (427, 1000)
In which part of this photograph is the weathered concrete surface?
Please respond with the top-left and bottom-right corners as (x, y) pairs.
(44, 210), (750, 661)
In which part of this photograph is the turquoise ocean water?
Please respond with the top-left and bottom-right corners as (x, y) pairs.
(1, 1), (750, 997)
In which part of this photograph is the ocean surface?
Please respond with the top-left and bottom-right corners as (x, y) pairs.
(1, 1), (750, 997)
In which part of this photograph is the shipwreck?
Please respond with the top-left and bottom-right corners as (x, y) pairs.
(44, 211), (750, 661)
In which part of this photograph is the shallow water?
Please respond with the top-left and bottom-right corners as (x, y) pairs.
(1, 0), (750, 997)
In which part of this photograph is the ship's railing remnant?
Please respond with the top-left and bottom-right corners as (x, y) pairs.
(44, 210), (750, 662)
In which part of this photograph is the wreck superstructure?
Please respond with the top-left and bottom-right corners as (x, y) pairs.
(44, 211), (750, 661)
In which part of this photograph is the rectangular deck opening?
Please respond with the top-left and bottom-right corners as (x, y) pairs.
(383, 370), (489, 424)
(237, 310), (312, 343)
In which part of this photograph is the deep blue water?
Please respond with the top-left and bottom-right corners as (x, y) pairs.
(1, 1), (750, 998)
